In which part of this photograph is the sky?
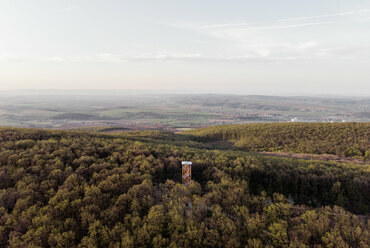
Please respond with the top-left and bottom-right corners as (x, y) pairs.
(0, 0), (370, 95)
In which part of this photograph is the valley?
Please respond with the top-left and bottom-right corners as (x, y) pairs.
(1, 92), (369, 131)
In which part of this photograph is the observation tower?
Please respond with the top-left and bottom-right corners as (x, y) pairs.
(182, 161), (192, 185)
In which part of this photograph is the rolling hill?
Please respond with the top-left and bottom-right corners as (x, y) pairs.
(185, 122), (370, 158)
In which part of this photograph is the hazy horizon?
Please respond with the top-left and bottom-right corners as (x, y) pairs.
(1, 1), (370, 96)
(0, 88), (370, 97)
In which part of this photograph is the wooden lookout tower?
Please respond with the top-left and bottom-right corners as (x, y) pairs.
(182, 161), (192, 185)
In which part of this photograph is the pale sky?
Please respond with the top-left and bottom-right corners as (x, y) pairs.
(1, 0), (370, 95)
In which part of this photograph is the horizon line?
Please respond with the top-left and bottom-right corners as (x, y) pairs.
(0, 89), (369, 98)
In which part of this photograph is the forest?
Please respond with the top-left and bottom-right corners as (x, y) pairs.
(186, 122), (370, 158)
(0, 123), (369, 247)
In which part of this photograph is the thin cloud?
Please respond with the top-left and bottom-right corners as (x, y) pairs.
(190, 9), (370, 60)
(277, 9), (370, 22)
(142, 17), (194, 30)
(60, 6), (80, 12)
(236, 21), (336, 31)
(359, 16), (370, 21)
(201, 23), (253, 29)
(200, 9), (369, 30)
(1, 51), (364, 64)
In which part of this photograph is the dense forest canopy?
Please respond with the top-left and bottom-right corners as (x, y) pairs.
(0, 125), (369, 247)
(185, 122), (370, 158)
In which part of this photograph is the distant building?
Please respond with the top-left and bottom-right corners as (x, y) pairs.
(291, 117), (299, 122)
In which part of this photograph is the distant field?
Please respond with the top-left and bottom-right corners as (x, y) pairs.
(0, 93), (369, 130)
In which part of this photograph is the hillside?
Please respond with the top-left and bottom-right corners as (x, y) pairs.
(185, 122), (370, 158)
(0, 127), (369, 247)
